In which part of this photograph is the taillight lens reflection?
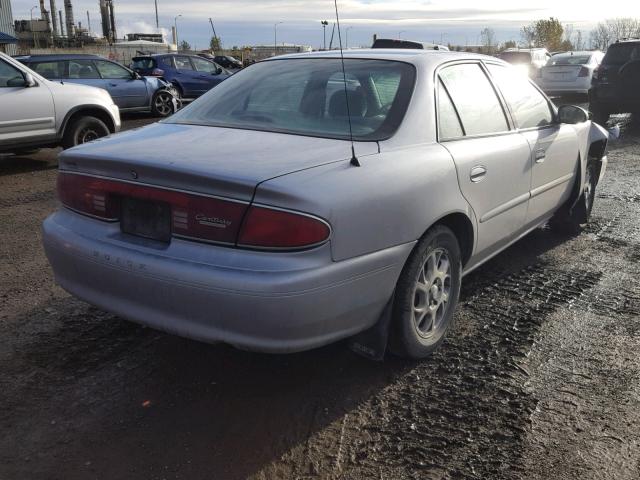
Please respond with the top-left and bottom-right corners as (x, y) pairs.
(238, 206), (331, 250)
(578, 66), (590, 77)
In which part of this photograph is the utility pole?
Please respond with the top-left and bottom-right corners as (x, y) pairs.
(274, 22), (283, 57)
(87, 11), (91, 35)
(155, 0), (159, 29)
(209, 17), (220, 51)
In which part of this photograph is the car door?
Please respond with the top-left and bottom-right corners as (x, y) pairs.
(437, 62), (532, 261)
(0, 57), (56, 145)
(172, 56), (201, 97)
(190, 57), (226, 95)
(94, 59), (149, 109)
(66, 59), (107, 92)
(486, 63), (579, 228)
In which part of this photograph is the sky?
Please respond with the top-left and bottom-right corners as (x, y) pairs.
(8, 0), (640, 49)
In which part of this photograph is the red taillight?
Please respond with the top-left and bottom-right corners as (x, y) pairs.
(151, 68), (165, 77)
(57, 172), (331, 250)
(238, 206), (331, 250)
(57, 172), (247, 244)
(57, 172), (120, 220)
(578, 66), (590, 77)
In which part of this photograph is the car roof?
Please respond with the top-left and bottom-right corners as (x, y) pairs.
(270, 48), (498, 68)
(610, 38), (640, 45)
(17, 54), (105, 61)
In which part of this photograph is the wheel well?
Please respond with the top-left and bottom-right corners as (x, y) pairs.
(63, 108), (116, 136)
(434, 213), (474, 267)
(588, 139), (607, 161)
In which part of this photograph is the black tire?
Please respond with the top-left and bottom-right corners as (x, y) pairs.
(551, 160), (598, 233)
(62, 116), (110, 149)
(389, 225), (462, 359)
(590, 103), (609, 126)
(151, 90), (177, 117)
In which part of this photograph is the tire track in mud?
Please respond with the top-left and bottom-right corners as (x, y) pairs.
(299, 265), (602, 479)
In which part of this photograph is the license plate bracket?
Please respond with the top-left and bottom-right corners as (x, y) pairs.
(121, 197), (172, 243)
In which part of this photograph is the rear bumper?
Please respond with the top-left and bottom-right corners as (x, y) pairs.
(42, 210), (412, 353)
(541, 78), (591, 95)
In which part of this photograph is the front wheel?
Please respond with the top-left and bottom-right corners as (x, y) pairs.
(389, 226), (462, 359)
(151, 90), (177, 117)
(62, 116), (110, 149)
(551, 161), (598, 233)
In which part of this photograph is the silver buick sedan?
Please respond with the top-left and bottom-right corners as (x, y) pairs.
(43, 50), (609, 359)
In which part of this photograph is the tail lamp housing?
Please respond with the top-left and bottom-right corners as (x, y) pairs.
(57, 172), (331, 251)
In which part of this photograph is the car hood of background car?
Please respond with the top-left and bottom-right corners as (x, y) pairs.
(58, 122), (379, 201)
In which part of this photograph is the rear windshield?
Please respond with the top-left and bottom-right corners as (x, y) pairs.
(546, 55), (591, 66)
(131, 57), (156, 70)
(498, 52), (532, 64)
(166, 58), (416, 141)
(602, 43), (640, 65)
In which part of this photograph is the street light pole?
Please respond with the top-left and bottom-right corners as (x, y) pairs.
(30, 6), (39, 49)
(345, 26), (353, 49)
(174, 14), (182, 50)
(321, 20), (329, 50)
(274, 22), (283, 56)
(398, 30), (406, 39)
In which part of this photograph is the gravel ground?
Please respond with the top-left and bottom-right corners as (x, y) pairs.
(0, 113), (639, 480)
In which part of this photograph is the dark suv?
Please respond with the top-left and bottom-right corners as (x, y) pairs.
(590, 39), (640, 124)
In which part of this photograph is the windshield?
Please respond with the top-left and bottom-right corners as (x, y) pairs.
(546, 55), (591, 66)
(498, 52), (532, 64)
(603, 43), (640, 65)
(166, 58), (416, 141)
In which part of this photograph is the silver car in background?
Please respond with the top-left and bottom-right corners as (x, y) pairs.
(539, 50), (604, 96)
(43, 50), (609, 359)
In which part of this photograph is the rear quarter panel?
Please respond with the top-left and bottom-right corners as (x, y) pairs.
(253, 143), (474, 263)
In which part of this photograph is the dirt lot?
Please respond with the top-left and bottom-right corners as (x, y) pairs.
(1, 113), (639, 480)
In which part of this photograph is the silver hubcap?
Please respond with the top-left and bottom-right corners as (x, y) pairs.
(155, 93), (173, 115)
(584, 168), (594, 212)
(413, 248), (452, 337)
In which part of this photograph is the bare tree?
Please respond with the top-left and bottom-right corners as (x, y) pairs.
(590, 18), (640, 50)
(480, 27), (497, 54)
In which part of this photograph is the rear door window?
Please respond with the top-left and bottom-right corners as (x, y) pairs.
(131, 57), (156, 70)
(30, 61), (64, 79)
(487, 64), (554, 129)
(437, 80), (464, 140)
(439, 63), (509, 136)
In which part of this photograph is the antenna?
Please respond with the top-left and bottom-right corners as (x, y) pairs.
(333, 0), (360, 167)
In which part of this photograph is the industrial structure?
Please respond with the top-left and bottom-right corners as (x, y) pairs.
(0, 0), (18, 54)
(99, 0), (116, 44)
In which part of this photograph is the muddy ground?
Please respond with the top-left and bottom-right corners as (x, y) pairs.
(0, 112), (639, 480)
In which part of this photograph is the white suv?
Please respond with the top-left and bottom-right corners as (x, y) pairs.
(0, 52), (121, 154)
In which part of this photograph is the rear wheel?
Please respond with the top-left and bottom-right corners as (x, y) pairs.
(62, 116), (110, 149)
(389, 226), (462, 359)
(151, 90), (177, 117)
(551, 160), (598, 233)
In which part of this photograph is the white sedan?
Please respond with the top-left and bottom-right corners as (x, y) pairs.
(539, 51), (604, 96)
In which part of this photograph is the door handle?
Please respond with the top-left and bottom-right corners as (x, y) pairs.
(535, 149), (546, 163)
(470, 166), (487, 183)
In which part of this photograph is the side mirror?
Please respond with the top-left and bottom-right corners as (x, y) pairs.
(558, 105), (589, 124)
(24, 72), (37, 87)
(133, 71), (142, 80)
(214, 67), (223, 75)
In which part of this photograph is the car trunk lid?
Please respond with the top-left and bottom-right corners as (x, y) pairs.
(58, 122), (379, 202)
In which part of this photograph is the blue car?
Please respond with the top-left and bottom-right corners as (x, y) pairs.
(131, 54), (231, 99)
(17, 54), (180, 117)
